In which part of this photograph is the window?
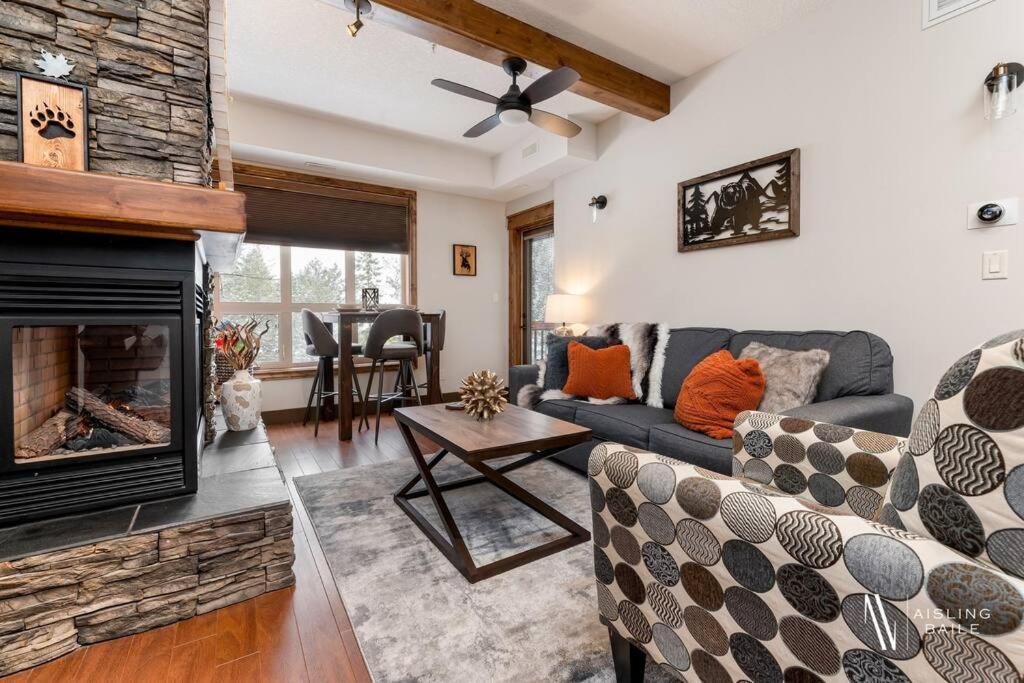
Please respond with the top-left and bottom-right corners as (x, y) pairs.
(214, 243), (408, 368)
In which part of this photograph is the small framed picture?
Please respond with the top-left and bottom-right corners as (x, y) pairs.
(453, 244), (477, 276)
(17, 73), (88, 171)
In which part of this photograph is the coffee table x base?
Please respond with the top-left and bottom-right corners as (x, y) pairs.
(393, 420), (591, 583)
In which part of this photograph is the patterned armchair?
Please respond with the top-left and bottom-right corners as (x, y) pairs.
(590, 331), (1024, 682)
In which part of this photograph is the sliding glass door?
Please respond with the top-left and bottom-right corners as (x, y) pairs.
(522, 226), (554, 364)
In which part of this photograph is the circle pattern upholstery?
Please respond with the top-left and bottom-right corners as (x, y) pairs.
(592, 438), (1023, 679)
(883, 331), (1024, 581)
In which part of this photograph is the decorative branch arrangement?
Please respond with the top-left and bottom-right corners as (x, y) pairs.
(214, 317), (270, 371)
(459, 370), (508, 421)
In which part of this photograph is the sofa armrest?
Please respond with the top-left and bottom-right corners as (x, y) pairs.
(509, 364), (540, 404)
(589, 444), (1024, 681)
(732, 410), (903, 519)
(782, 394), (914, 436)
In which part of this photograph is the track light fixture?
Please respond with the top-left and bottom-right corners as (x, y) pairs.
(345, 0), (371, 37)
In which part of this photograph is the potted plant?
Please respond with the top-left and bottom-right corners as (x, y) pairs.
(214, 317), (269, 431)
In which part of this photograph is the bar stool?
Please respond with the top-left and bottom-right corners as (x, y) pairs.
(360, 309), (423, 444)
(301, 309), (363, 437)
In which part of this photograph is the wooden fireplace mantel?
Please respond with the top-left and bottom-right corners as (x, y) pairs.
(0, 161), (246, 241)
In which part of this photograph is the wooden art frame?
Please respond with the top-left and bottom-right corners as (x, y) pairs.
(453, 244), (477, 276)
(677, 148), (800, 252)
(17, 73), (89, 172)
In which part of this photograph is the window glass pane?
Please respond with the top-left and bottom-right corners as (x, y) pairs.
(291, 246), (346, 304)
(220, 244), (281, 303)
(291, 311), (319, 364)
(221, 314), (280, 364)
(526, 233), (554, 364)
(354, 252), (403, 304)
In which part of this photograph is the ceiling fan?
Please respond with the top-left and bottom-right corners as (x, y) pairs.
(431, 57), (583, 139)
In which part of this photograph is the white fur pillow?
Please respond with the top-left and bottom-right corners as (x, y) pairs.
(738, 342), (830, 413)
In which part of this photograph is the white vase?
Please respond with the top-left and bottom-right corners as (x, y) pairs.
(221, 369), (262, 431)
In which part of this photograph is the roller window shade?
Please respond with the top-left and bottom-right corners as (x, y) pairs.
(238, 182), (410, 254)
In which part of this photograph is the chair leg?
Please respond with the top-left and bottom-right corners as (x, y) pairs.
(374, 361), (385, 444)
(350, 356), (363, 405)
(410, 361), (422, 406)
(360, 360), (376, 432)
(313, 357), (325, 438)
(609, 627), (646, 683)
(303, 358), (321, 427)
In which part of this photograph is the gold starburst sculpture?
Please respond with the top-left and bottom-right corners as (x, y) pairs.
(459, 370), (508, 421)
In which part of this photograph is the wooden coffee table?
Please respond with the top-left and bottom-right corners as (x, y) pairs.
(393, 403), (593, 583)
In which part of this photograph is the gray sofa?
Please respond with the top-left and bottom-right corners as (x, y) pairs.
(509, 328), (913, 474)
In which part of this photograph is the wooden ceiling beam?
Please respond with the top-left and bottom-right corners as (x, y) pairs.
(367, 0), (671, 121)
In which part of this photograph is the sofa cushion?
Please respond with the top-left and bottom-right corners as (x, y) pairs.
(674, 350), (765, 439)
(659, 327), (735, 408)
(572, 404), (674, 449)
(728, 330), (893, 401)
(534, 399), (585, 422)
(738, 342), (830, 412)
(542, 334), (612, 390)
(563, 342), (637, 400)
(648, 423), (732, 474)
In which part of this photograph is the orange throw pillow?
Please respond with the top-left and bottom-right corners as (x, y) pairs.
(562, 341), (637, 401)
(674, 350), (765, 439)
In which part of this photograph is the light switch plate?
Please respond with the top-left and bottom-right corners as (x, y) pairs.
(968, 198), (1018, 229)
(982, 250), (1009, 279)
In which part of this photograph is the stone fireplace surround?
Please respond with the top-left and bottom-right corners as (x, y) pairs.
(0, 417), (294, 676)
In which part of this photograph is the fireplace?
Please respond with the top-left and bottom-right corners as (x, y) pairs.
(0, 229), (202, 525)
(12, 322), (177, 462)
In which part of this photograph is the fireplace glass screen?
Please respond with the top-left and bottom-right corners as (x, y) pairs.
(12, 325), (173, 464)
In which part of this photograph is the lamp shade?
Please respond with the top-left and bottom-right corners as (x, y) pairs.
(544, 294), (583, 324)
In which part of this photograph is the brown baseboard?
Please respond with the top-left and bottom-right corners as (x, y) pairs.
(261, 392), (461, 425)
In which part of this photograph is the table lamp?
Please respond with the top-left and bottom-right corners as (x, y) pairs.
(544, 294), (582, 337)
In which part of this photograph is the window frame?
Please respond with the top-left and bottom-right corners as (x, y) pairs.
(210, 164), (418, 372)
(212, 245), (410, 369)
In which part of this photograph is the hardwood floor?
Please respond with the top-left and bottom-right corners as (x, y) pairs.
(4, 416), (428, 683)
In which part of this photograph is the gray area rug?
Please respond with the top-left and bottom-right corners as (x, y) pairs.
(293, 455), (676, 682)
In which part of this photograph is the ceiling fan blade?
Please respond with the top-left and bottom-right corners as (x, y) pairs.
(431, 78), (499, 105)
(521, 66), (580, 105)
(464, 113), (502, 138)
(529, 109), (582, 138)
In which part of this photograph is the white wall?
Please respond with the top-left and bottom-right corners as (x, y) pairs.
(260, 189), (508, 412)
(548, 0), (1024, 406)
(506, 186), (554, 216)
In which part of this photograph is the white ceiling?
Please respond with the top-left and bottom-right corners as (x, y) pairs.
(476, 0), (831, 83)
(226, 0), (616, 156)
(225, 0), (830, 194)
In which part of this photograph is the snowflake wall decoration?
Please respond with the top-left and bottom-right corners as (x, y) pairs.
(34, 50), (75, 79)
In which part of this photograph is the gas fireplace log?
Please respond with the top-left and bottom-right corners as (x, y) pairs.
(130, 405), (172, 428)
(15, 411), (85, 459)
(66, 387), (171, 444)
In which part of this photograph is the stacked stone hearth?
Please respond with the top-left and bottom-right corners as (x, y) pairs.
(0, 504), (295, 676)
(0, 0), (212, 185)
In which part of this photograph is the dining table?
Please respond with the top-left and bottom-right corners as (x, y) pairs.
(323, 309), (445, 441)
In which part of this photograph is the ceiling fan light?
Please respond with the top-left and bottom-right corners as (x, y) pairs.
(498, 108), (529, 126)
(347, 18), (363, 37)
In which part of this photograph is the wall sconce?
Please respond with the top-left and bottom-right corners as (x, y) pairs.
(588, 195), (607, 223)
(984, 62), (1023, 120)
(345, 0), (371, 37)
